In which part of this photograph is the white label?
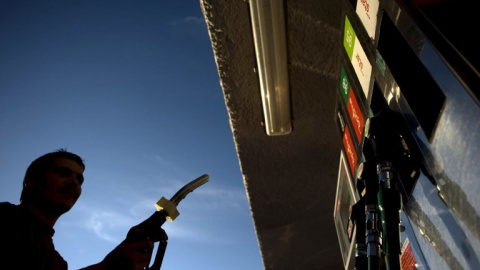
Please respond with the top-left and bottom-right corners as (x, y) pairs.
(351, 37), (372, 98)
(356, 0), (379, 40)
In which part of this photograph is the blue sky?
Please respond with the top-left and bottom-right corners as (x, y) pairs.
(0, 1), (263, 269)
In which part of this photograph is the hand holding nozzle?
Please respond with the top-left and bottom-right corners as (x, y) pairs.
(127, 174), (209, 242)
(125, 174), (209, 270)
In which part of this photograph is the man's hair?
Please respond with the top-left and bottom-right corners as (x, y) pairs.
(20, 149), (85, 203)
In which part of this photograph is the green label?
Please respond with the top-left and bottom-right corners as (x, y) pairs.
(343, 16), (356, 60)
(340, 66), (350, 103)
(376, 51), (386, 76)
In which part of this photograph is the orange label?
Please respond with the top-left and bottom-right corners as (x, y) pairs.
(342, 127), (358, 176)
(347, 90), (365, 142)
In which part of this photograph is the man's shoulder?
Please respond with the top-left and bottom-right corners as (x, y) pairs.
(0, 202), (16, 209)
(0, 202), (31, 236)
(0, 202), (20, 215)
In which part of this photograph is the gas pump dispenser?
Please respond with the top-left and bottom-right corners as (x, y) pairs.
(334, 0), (480, 269)
(350, 105), (421, 270)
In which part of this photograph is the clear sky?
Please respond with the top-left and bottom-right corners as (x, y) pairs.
(0, 1), (263, 269)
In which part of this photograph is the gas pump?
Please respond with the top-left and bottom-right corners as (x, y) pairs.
(335, 0), (480, 269)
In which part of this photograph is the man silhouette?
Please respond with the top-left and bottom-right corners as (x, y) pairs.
(0, 149), (154, 270)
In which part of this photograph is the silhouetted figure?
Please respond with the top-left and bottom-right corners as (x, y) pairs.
(0, 149), (154, 270)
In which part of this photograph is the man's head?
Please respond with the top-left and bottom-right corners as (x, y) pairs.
(21, 149), (85, 215)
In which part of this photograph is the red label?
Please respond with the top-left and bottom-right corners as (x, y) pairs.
(342, 126), (357, 176)
(355, 53), (365, 76)
(401, 238), (417, 270)
(360, 0), (370, 19)
(346, 89), (365, 142)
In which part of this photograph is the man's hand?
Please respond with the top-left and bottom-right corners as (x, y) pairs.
(101, 239), (154, 270)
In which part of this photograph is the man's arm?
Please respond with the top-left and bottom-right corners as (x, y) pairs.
(79, 239), (154, 270)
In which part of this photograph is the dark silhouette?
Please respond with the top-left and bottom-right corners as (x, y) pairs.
(0, 149), (154, 270)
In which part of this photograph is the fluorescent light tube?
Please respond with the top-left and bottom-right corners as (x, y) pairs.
(249, 0), (292, 136)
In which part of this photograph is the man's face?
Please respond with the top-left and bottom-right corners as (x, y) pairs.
(33, 157), (84, 214)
